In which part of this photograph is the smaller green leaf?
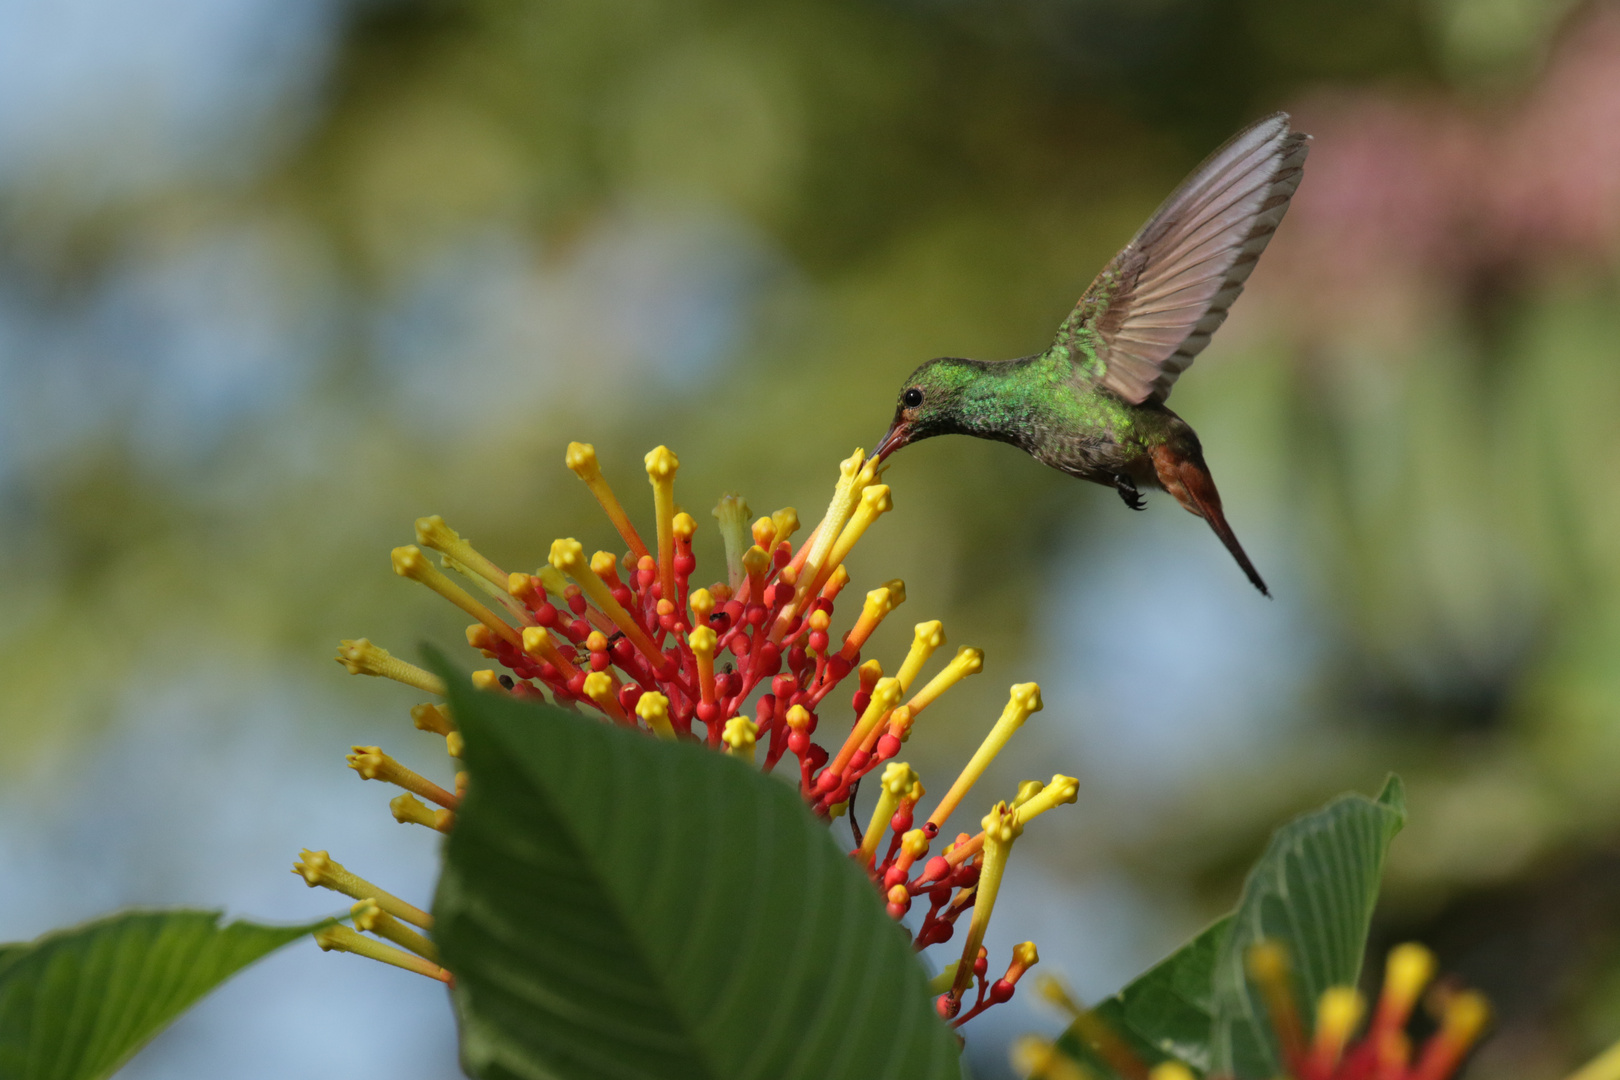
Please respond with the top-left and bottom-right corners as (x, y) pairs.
(0, 909), (326, 1080)
(1057, 776), (1406, 1079)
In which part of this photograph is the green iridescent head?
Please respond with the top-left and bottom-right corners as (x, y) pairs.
(873, 357), (994, 460)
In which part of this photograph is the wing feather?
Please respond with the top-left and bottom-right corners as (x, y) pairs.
(1054, 113), (1309, 405)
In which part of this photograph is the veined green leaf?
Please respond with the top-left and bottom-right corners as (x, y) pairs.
(1058, 776), (1405, 1079)
(434, 660), (962, 1080)
(0, 909), (323, 1080)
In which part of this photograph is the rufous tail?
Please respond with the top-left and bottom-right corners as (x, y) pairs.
(1150, 443), (1270, 597)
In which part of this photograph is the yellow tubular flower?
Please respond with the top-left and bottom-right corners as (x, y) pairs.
(410, 702), (454, 735)
(566, 441), (649, 560)
(335, 639), (446, 696)
(346, 746), (461, 810)
(351, 899), (439, 961)
(1015, 775), (1079, 824)
(413, 515), (506, 589)
(770, 507), (799, 552)
(773, 448), (873, 638)
(520, 626), (579, 680)
(689, 625), (718, 707)
(859, 762), (919, 865)
(644, 446), (680, 604)
(927, 683), (1043, 831)
(816, 483), (893, 595)
(952, 801), (1021, 995)
(392, 546), (522, 651)
(742, 544), (770, 606)
(829, 677), (903, 777)
(315, 925), (450, 984)
(904, 646), (984, 718)
(837, 585), (902, 662)
(1311, 986), (1366, 1070)
(291, 850), (432, 929)
(582, 671), (628, 724)
(549, 538), (667, 674)
(896, 621), (945, 693)
(722, 716), (758, 761)
(390, 793), (454, 833)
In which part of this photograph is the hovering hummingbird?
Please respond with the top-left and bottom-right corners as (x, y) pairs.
(873, 113), (1309, 596)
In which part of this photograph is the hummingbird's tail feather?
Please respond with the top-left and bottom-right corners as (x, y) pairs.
(1149, 444), (1270, 597)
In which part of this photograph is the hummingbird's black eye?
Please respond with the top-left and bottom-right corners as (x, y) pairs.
(902, 387), (924, 409)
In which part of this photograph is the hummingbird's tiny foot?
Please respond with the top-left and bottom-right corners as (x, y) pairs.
(1114, 475), (1146, 511)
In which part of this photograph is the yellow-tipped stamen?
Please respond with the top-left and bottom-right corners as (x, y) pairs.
(549, 538), (667, 674)
(635, 691), (677, 740)
(470, 669), (506, 694)
(566, 442), (649, 560)
(904, 645), (984, 718)
(752, 515), (774, 549)
(445, 731), (464, 757)
(439, 551), (536, 625)
(828, 676), (903, 779)
(292, 850), (432, 929)
(1375, 942), (1437, 1035)
(392, 546), (522, 652)
(336, 639), (446, 696)
(858, 658), (884, 691)
(926, 683), (1043, 831)
(1247, 941), (1306, 1067)
(713, 494), (752, 593)
(819, 563), (850, 603)
(351, 898), (439, 961)
(1010, 1036), (1092, 1080)
(1310, 986), (1365, 1072)
(590, 549), (624, 590)
(690, 625), (718, 708)
(645, 446), (680, 603)
(411, 702), (454, 735)
(773, 449), (874, 638)
(897, 621), (945, 693)
(837, 584), (901, 663)
(315, 924), (450, 984)
(742, 544), (770, 607)
(1015, 775), (1079, 824)
(582, 671), (629, 724)
(689, 587), (715, 628)
(466, 623), (495, 654)
(1149, 1063), (1197, 1080)
(952, 801), (1020, 996)
(860, 761), (918, 865)
(347, 746), (461, 810)
(390, 793), (455, 833)
(414, 515), (505, 588)
(817, 483), (893, 596)
(722, 716), (758, 761)
(520, 626), (579, 680)
(770, 507), (799, 553)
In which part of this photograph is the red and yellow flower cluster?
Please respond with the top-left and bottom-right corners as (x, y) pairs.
(298, 442), (1078, 1029)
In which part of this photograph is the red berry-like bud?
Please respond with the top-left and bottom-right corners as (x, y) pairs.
(848, 750), (870, 774)
(936, 994), (960, 1020)
(674, 553), (696, 576)
(567, 592), (588, 615)
(772, 674), (797, 699)
(612, 585), (633, 607)
(568, 618), (591, 642)
(922, 857), (951, 884)
(590, 651), (610, 671)
(953, 863), (980, 888)
(973, 952), (988, 978)
(757, 642), (781, 675)
(988, 979), (1014, 1004)
(852, 690), (871, 715)
(536, 603), (559, 628)
(566, 671), (587, 696)
(806, 744), (829, 770)
(826, 656), (852, 683)
(929, 882), (952, 906)
(724, 599), (744, 623)
(696, 702), (718, 727)
(887, 901), (908, 920)
(922, 822), (939, 839)
(814, 770), (841, 795)
(808, 630), (829, 653)
(756, 694), (776, 725)
(875, 733), (902, 760)
(883, 866), (908, 889)
(890, 809), (912, 834)
(787, 730), (809, 756)
(745, 603), (767, 626)
(540, 663), (560, 681)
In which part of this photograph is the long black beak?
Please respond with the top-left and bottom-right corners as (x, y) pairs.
(871, 418), (912, 462)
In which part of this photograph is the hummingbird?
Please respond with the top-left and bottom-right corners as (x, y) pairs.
(872, 113), (1309, 596)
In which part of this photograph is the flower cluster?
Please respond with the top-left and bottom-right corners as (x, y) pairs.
(1014, 941), (1489, 1080)
(299, 442), (1077, 1028)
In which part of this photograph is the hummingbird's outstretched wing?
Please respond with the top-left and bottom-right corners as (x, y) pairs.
(1056, 113), (1309, 406)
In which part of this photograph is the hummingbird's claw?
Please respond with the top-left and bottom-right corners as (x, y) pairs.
(1114, 475), (1146, 511)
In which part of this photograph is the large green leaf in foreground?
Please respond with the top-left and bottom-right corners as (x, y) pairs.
(0, 910), (321, 1080)
(1060, 776), (1406, 1078)
(435, 666), (962, 1080)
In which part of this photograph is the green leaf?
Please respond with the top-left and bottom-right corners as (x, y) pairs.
(1210, 775), (1406, 1078)
(434, 659), (962, 1080)
(0, 909), (324, 1080)
(1057, 776), (1405, 1079)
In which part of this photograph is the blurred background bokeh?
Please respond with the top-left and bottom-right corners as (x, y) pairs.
(3, 0), (1618, 1076)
